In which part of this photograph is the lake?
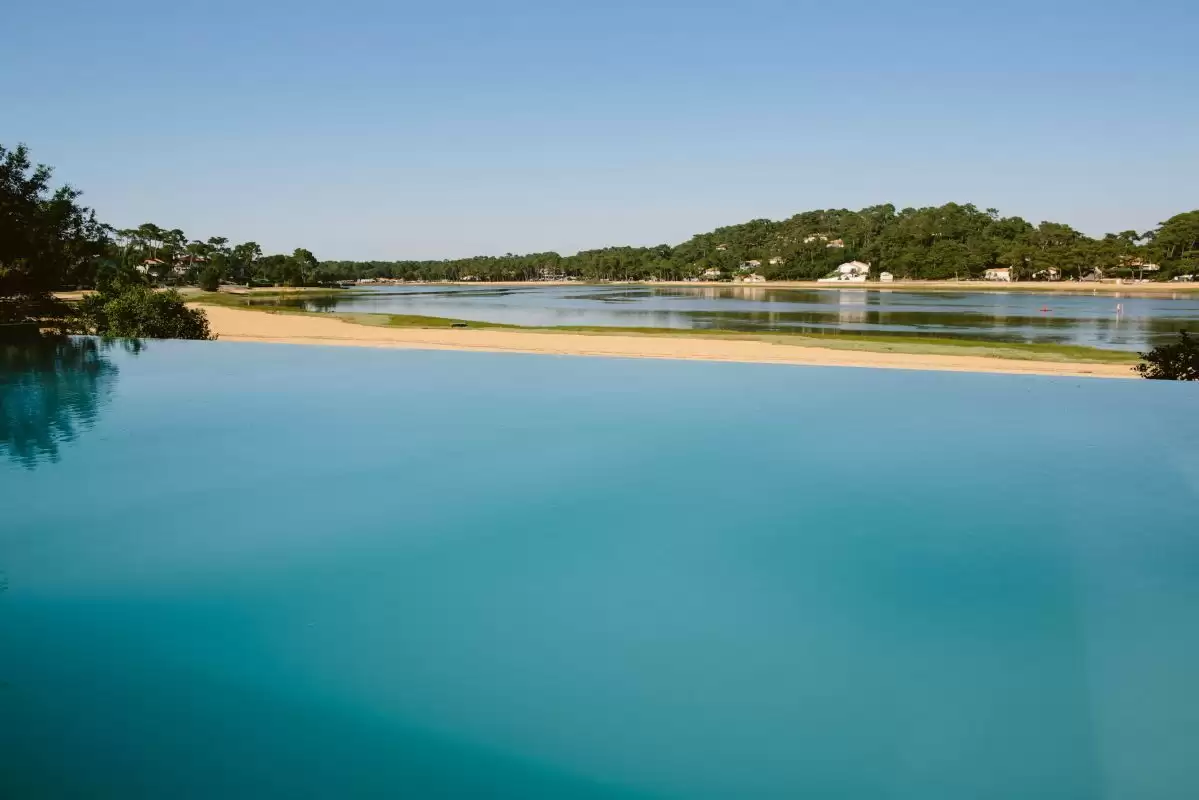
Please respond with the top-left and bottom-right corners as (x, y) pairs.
(248, 284), (1199, 350)
(2, 338), (1198, 798)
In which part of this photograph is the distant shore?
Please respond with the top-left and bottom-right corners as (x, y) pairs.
(52, 280), (1196, 302)
(664, 279), (1199, 295)
(215, 280), (1199, 296)
(191, 303), (1138, 379)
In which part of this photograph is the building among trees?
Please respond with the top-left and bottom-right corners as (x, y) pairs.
(819, 261), (872, 283)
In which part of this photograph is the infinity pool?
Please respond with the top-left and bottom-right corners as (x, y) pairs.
(2, 338), (1197, 797)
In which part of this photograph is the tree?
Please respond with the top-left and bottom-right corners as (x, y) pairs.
(198, 263), (223, 291)
(1151, 211), (1199, 278)
(1136, 331), (1199, 380)
(231, 241), (262, 285)
(76, 279), (212, 340)
(0, 143), (110, 324)
(291, 248), (320, 285)
(279, 257), (305, 287)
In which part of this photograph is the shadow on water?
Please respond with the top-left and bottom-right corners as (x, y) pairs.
(304, 295), (344, 313)
(0, 335), (138, 470)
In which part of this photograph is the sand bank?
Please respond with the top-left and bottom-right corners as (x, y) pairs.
(193, 304), (1137, 379)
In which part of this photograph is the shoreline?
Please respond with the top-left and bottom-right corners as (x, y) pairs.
(192, 304), (1138, 379)
(199, 280), (1199, 300)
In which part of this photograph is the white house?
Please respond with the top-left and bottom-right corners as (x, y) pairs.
(739, 260), (761, 272)
(1032, 267), (1061, 281)
(1124, 257), (1160, 272)
(768, 256), (786, 265)
(818, 261), (871, 283)
(984, 267), (1013, 282)
(702, 267), (722, 279)
(735, 273), (766, 283)
(826, 239), (846, 249)
(879, 271), (894, 282)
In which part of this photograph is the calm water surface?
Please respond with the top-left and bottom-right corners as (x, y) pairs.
(2, 339), (1198, 798)
(255, 284), (1199, 350)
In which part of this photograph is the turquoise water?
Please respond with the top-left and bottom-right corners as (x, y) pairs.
(2, 338), (1198, 798)
(250, 284), (1199, 350)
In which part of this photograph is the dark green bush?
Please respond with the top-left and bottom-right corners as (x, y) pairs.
(77, 283), (212, 340)
(1136, 331), (1199, 380)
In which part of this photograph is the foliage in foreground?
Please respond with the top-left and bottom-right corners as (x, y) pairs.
(0, 143), (108, 324)
(76, 281), (211, 340)
(1136, 331), (1199, 380)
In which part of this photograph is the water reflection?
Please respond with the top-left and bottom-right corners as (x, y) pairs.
(837, 290), (868, 325)
(239, 285), (1199, 350)
(0, 337), (130, 469)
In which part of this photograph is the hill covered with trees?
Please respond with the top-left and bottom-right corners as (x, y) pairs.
(5, 142), (1197, 297)
(320, 205), (1199, 284)
(87, 204), (1199, 287)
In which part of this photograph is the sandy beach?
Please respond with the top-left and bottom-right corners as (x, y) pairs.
(193, 304), (1138, 379)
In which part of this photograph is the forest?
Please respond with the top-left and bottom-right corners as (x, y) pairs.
(5, 143), (1198, 301)
(321, 205), (1199, 284)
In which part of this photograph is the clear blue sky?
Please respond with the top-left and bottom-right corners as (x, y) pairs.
(4, 0), (1196, 260)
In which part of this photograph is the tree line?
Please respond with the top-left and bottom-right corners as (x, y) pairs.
(108, 223), (322, 291)
(2, 143), (209, 338)
(2, 141), (328, 329)
(3, 141), (1196, 376)
(6, 141), (1198, 299)
(324, 205), (1199, 284)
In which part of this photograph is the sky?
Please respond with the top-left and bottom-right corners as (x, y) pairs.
(4, 0), (1197, 260)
